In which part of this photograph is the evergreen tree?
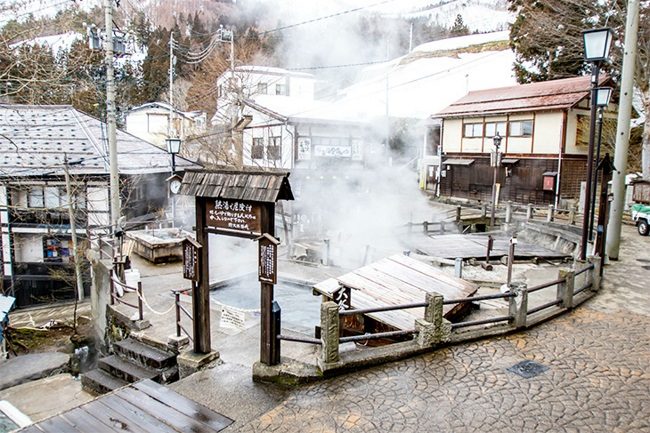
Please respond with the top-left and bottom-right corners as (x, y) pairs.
(450, 14), (469, 36)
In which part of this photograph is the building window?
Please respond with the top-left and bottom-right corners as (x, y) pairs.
(28, 186), (44, 208)
(275, 83), (287, 96)
(43, 237), (71, 262)
(484, 121), (506, 138)
(251, 137), (264, 159)
(267, 136), (281, 160)
(44, 187), (61, 208)
(509, 120), (533, 137)
(463, 123), (483, 138)
(257, 82), (268, 95)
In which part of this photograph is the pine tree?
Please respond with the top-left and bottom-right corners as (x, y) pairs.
(450, 14), (469, 36)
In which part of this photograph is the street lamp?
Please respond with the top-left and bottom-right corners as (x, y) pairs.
(490, 132), (503, 230)
(588, 86), (613, 241)
(166, 137), (182, 174)
(580, 27), (613, 260)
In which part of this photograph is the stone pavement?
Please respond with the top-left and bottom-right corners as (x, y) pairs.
(171, 224), (650, 433)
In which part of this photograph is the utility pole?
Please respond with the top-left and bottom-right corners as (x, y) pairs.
(169, 31), (175, 139)
(606, 0), (639, 260)
(64, 155), (84, 304)
(104, 0), (120, 234)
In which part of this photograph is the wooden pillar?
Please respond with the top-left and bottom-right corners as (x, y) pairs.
(194, 197), (211, 354)
(260, 203), (279, 365)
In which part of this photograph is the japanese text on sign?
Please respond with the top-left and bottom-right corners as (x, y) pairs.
(258, 236), (277, 284)
(182, 238), (201, 281)
(205, 199), (262, 235)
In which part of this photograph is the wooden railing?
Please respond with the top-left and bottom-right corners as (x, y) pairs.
(109, 270), (143, 322)
(172, 289), (194, 343)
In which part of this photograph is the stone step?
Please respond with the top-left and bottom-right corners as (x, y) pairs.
(98, 355), (158, 384)
(81, 368), (128, 396)
(113, 338), (176, 370)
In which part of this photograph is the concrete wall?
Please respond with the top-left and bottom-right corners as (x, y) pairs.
(14, 234), (42, 262)
(90, 259), (111, 341)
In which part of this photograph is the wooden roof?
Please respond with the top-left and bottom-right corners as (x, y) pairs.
(180, 168), (294, 202)
(435, 75), (612, 118)
(313, 254), (478, 330)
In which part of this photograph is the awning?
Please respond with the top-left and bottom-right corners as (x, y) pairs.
(443, 158), (475, 166)
(501, 158), (520, 164)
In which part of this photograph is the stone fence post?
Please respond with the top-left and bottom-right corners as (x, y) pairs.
(589, 256), (602, 291)
(320, 302), (340, 364)
(557, 269), (575, 309)
(526, 204), (534, 221)
(547, 204), (555, 222)
(569, 205), (577, 225)
(508, 282), (528, 329)
(481, 205), (487, 218)
(416, 292), (451, 347)
(505, 201), (513, 223)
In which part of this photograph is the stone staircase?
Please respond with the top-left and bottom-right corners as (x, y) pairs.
(81, 337), (178, 395)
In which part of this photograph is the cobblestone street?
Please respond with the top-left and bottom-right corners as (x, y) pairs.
(173, 225), (650, 433)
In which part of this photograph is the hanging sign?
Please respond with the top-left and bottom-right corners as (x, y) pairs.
(182, 237), (201, 282)
(205, 198), (263, 236)
(258, 233), (280, 284)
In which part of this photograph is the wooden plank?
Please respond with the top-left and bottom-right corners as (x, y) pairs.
(16, 426), (43, 433)
(80, 399), (151, 433)
(133, 380), (232, 431)
(313, 278), (341, 297)
(117, 386), (217, 433)
(61, 407), (118, 433)
(97, 393), (180, 433)
(369, 258), (463, 296)
(36, 415), (83, 433)
(339, 272), (421, 308)
(388, 255), (478, 295)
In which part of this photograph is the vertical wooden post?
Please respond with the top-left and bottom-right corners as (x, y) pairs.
(423, 221), (429, 233)
(175, 291), (181, 338)
(137, 281), (143, 321)
(456, 205), (461, 223)
(526, 204), (533, 221)
(194, 197), (211, 354)
(260, 203), (279, 365)
(569, 205), (577, 225)
(109, 269), (114, 305)
(506, 236), (516, 286)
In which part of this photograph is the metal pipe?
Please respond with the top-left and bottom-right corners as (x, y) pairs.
(175, 292), (181, 337)
(574, 263), (595, 277)
(137, 281), (143, 321)
(339, 302), (428, 316)
(527, 277), (566, 293)
(339, 329), (417, 343)
(451, 315), (511, 329)
(278, 334), (322, 345)
(527, 299), (562, 315)
(442, 291), (515, 305)
(574, 282), (593, 295)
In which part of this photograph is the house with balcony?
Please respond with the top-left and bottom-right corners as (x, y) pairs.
(0, 104), (197, 307)
(427, 75), (616, 206)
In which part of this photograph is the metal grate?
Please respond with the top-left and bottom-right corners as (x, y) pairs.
(507, 360), (549, 378)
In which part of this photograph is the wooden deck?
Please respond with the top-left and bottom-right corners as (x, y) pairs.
(314, 254), (478, 330)
(19, 379), (232, 433)
(407, 234), (570, 260)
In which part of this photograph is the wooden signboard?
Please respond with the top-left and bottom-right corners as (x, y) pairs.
(182, 237), (202, 282)
(258, 234), (280, 284)
(205, 198), (262, 237)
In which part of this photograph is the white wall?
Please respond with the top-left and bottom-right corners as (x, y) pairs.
(15, 234), (42, 262)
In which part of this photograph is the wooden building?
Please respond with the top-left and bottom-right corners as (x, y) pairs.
(425, 76), (615, 206)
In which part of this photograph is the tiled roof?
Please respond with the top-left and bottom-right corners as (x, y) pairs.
(435, 75), (611, 118)
(0, 104), (198, 177)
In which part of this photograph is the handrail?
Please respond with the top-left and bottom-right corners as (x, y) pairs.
(527, 299), (562, 315)
(450, 315), (512, 329)
(574, 263), (595, 277)
(443, 292), (515, 305)
(527, 277), (565, 293)
(109, 270), (143, 321)
(339, 329), (417, 343)
(173, 289), (194, 342)
(339, 302), (428, 317)
(278, 334), (322, 345)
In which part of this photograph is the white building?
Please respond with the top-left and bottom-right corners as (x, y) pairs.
(125, 102), (207, 149)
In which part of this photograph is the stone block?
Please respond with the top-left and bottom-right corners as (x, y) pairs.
(177, 349), (220, 379)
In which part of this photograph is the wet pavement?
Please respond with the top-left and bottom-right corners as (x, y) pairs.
(170, 224), (650, 433)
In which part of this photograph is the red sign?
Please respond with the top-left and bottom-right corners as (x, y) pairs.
(543, 175), (556, 192)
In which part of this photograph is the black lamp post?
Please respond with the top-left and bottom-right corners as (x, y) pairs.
(166, 137), (182, 174)
(490, 132), (503, 230)
(588, 86), (613, 241)
(580, 27), (613, 260)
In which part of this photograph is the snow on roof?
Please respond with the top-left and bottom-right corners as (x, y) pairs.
(127, 102), (206, 120)
(10, 31), (82, 52)
(0, 105), (198, 178)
